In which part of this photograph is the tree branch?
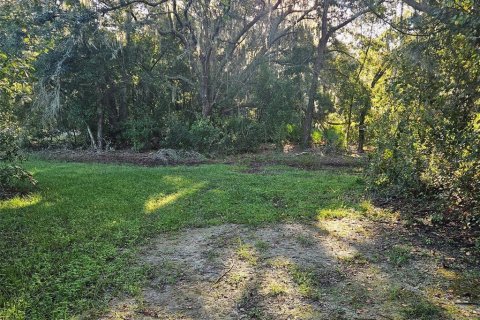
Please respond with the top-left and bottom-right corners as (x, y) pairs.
(401, 0), (435, 15)
(99, 0), (168, 14)
(328, 1), (385, 35)
(228, 0), (282, 56)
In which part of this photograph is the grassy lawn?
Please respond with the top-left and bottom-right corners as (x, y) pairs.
(0, 160), (363, 319)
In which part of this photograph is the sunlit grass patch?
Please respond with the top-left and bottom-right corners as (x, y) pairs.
(144, 183), (204, 213)
(227, 271), (247, 286)
(0, 194), (42, 210)
(436, 267), (460, 281)
(317, 218), (371, 240)
(236, 240), (258, 265)
(358, 199), (397, 220)
(317, 207), (357, 220)
(265, 281), (288, 296)
(267, 257), (292, 269)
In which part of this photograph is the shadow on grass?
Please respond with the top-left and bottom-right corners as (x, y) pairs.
(101, 220), (471, 320)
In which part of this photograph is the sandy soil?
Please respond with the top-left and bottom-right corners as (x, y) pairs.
(100, 219), (480, 320)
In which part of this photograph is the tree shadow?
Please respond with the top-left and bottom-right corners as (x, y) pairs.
(102, 219), (478, 319)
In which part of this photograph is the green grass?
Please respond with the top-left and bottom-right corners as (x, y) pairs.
(236, 240), (258, 265)
(401, 301), (442, 320)
(0, 159), (363, 319)
(295, 234), (316, 247)
(289, 265), (323, 301)
(265, 281), (288, 296)
(387, 245), (412, 267)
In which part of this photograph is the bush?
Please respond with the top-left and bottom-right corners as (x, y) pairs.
(283, 123), (302, 144)
(366, 144), (424, 194)
(163, 116), (263, 155)
(189, 119), (223, 153)
(0, 164), (36, 196)
(311, 129), (322, 145)
(25, 128), (86, 150)
(0, 124), (36, 197)
(124, 116), (160, 151)
(323, 126), (345, 151)
(221, 117), (263, 153)
(162, 114), (192, 150)
(365, 30), (480, 230)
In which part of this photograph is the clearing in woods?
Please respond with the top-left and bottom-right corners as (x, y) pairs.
(1, 156), (479, 319)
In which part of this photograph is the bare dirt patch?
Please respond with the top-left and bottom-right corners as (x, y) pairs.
(242, 162), (265, 174)
(101, 219), (479, 320)
(227, 150), (365, 171)
(32, 148), (363, 172)
(32, 149), (207, 166)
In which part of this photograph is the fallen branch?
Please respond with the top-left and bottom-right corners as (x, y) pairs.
(454, 301), (480, 306)
(212, 261), (235, 285)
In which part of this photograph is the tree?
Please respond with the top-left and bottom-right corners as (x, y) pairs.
(367, 0), (480, 226)
(301, 0), (385, 148)
(146, 0), (316, 117)
(0, 2), (37, 196)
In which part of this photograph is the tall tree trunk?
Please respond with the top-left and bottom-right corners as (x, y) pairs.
(97, 103), (104, 151)
(200, 53), (213, 118)
(346, 101), (353, 149)
(302, 1), (330, 148)
(119, 12), (131, 125)
(86, 124), (97, 150)
(200, 80), (212, 117)
(357, 67), (386, 153)
(73, 129), (77, 147)
(357, 108), (367, 153)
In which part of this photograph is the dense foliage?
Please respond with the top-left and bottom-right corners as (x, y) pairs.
(1, 0), (384, 154)
(366, 3), (480, 228)
(0, 23), (37, 197)
(0, 120), (36, 198)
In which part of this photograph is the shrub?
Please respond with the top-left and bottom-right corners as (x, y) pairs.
(163, 114), (192, 150)
(221, 117), (263, 153)
(162, 116), (263, 155)
(311, 129), (322, 145)
(285, 123), (301, 144)
(366, 144), (424, 194)
(323, 126), (345, 151)
(189, 119), (223, 153)
(124, 116), (160, 151)
(0, 124), (36, 197)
